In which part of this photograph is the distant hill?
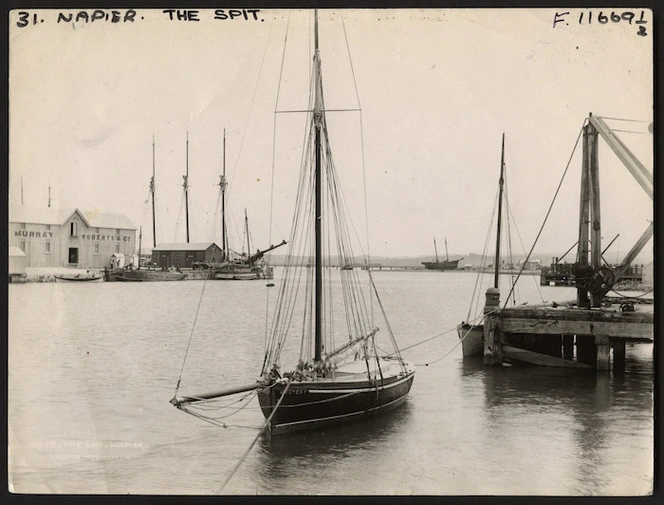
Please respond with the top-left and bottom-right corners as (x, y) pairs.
(266, 251), (652, 268)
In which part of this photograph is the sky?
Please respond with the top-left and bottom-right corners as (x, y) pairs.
(9, 8), (654, 261)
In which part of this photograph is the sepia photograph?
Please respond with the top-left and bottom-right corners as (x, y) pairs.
(8, 7), (654, 495)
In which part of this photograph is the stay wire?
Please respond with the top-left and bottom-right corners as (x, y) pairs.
(503, 120), (586, 308)
(218, 380), (291, 493)
(173, 278), (209, 396)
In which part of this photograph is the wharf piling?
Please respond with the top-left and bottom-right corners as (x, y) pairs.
(481, 288), (653, 371)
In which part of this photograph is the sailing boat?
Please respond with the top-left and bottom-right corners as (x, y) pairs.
(213, 130), (286, 280)
(171, 10), (414, 435)
(421, 237), (462, 271)
(116, 139), (186, 282)
(457, 134), (507, 357)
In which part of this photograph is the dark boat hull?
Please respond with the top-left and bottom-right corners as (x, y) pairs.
(457, 322), (484, 357)
(116, 270), (187, 282)
(257, 370), (415, 435)
(421, 259), (461, 271)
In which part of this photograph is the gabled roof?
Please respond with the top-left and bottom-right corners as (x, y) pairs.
(9, 206), (88, 226)
(9, 206), (135, 230)
(84, 210), (136, 230)
(153, 243), (219, 252)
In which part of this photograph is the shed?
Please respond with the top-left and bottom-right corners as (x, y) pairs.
(9, 246), (26, 275)
(152, 243), (224, 268)
(111, 253), (126, 269)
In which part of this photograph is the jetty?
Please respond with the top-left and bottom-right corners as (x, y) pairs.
(480, 113), (653, 371)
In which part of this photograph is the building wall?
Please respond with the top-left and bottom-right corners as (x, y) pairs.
(9, 215), (136, 268)
(152, 245), (223, 268)
(9, 254), (26, 274)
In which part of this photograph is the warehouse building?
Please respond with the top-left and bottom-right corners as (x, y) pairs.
(152, 243), (224, 268)
(9, 206), (137, 269)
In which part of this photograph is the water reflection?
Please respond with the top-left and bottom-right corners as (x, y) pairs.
(477, 344), (653, 494)
(253, 402), (413, 490)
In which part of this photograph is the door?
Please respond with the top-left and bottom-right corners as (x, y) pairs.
(68, 248), (78, 264)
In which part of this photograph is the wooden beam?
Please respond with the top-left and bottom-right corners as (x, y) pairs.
(588, 122), (602, 308)
(577, 123), (592, 307)
(500, 317), (653, 341)
(589, 115), (653, 199)
(613, 222), (653, 281)
(503, 345), (591, 368)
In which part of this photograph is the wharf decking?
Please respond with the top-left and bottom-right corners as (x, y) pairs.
(482, 288), (653, 371)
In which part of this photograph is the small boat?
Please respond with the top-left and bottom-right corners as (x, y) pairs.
(54, 272), (103, 282)
(171, 10), (414, 435)
(116, 268), (186, 282)
(118, 228), (187, 282)
(421, 237), (462, 271)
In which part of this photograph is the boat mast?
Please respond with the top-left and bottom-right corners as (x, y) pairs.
(313, 9), (323, 362)
(48, 180), (51, 208)
(150, 136), (157, 248)
(494, 133), (505, 289)
(219, 129), (228, 261)
(184, 132), (190, 243)
(244, 208), (251, 258)
(138, 226), (143, 270)
(445, 237), (449, 262)
(433, 238), (439, 263)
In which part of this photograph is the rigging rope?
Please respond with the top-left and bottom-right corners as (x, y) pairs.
(503, 120), (586, 308)
(218, 380), (291, 493)
(173, 278), (209, 396)
(341, 11), (373, 323)
(226, 17), (275, 207)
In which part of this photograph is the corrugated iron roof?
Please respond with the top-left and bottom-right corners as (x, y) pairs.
(153, 243), (218, 251)
(84, 210), (136, 230)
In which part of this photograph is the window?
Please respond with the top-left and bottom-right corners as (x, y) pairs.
(45, 241), (51, 254)
(70, 222), (78, 236)
(95, 227), (100, 233)
(20, 223), (26, 230)
(116, 229), (120, 234)
(19, 240), (25, 252)
(45, 224), (51, 231)
(94, 242), (100, 255)
(115, 242), (120, 253)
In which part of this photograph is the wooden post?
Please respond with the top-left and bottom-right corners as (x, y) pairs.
(483, 287), (502, 366)
(577, 122), (591, 308)
(563, 335), (574, 360)
(613, 340), (626, 374)
(588, 122), (602, 308)
(595, 335), (610, 371)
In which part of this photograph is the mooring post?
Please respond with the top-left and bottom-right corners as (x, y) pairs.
(595, 335), (610, 371)
(483, 287), (502, 366)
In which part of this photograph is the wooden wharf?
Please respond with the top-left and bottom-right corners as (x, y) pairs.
(482, 288), (653, 371)
(480, 113), (653, 372)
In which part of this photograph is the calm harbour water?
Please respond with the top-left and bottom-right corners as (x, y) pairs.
(8, 270), (653, 495)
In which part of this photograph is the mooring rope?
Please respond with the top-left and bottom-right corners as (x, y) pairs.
(218, 380), (291, 493)
(173, 278), (209, 396)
